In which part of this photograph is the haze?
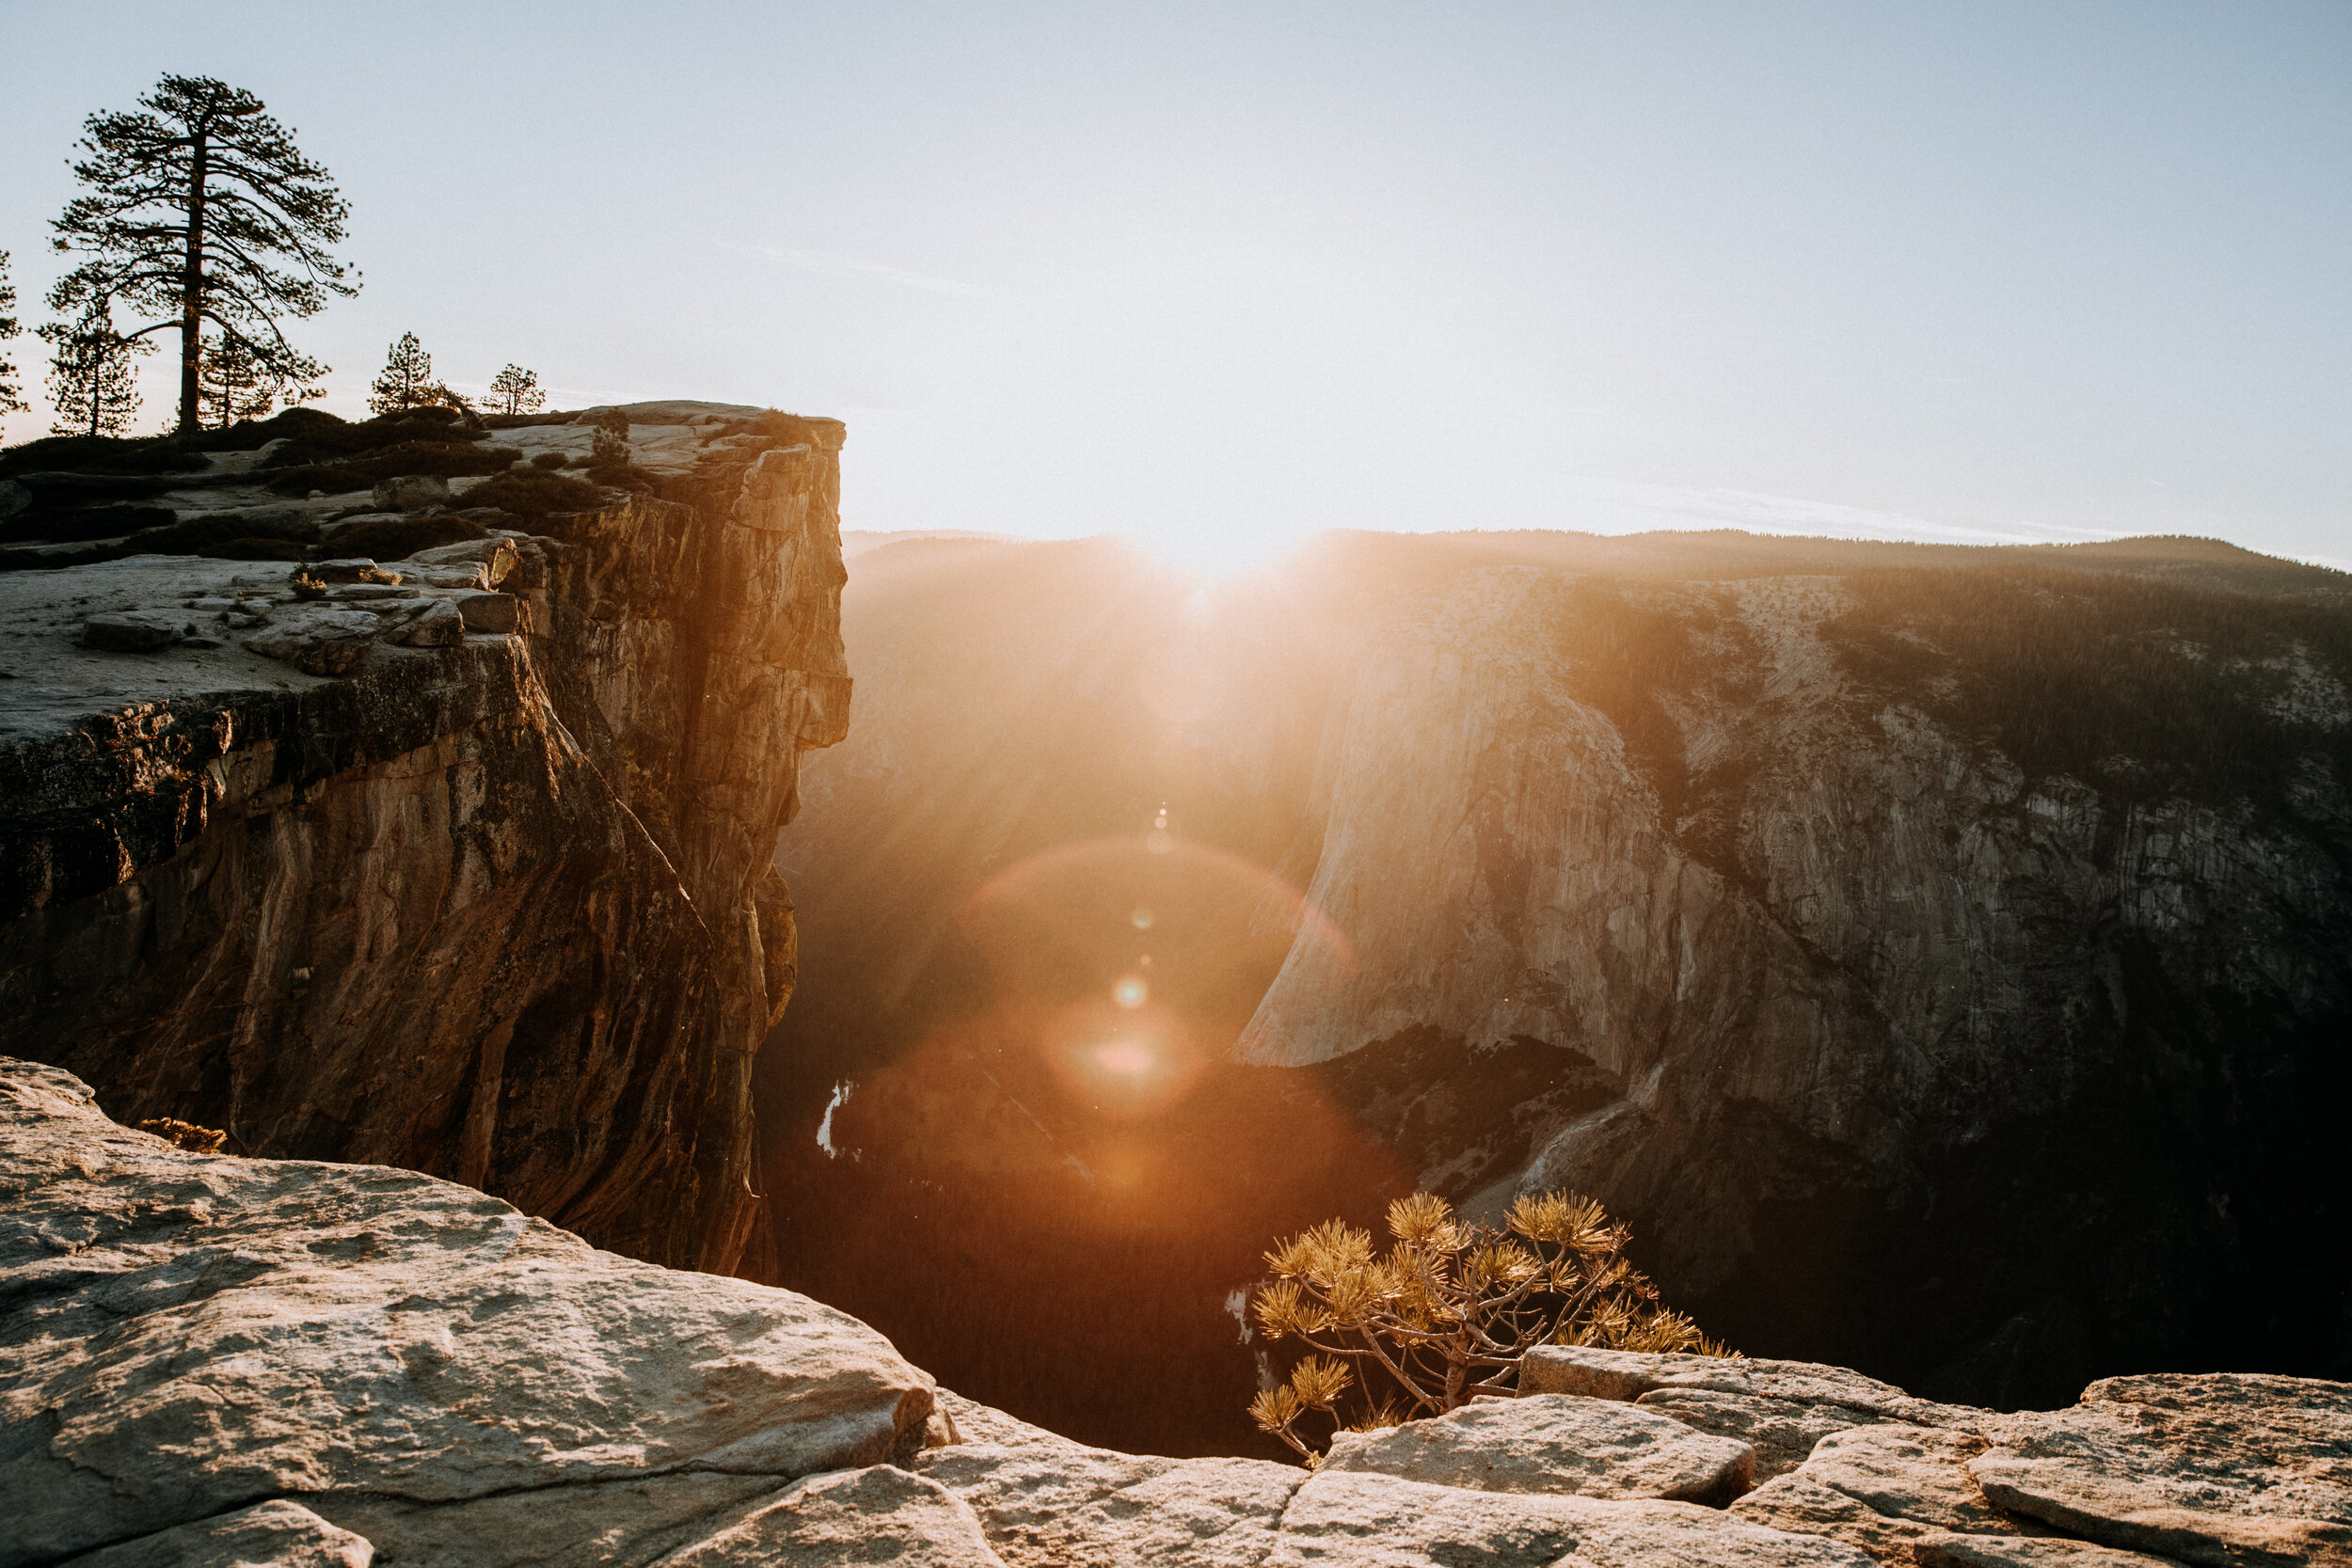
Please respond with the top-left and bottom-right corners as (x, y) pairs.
(3, 1), (2347, 570)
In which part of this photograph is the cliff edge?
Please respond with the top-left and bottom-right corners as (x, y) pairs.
(6, 1058), (2344, 1568)
(0, 402), (849, 1273)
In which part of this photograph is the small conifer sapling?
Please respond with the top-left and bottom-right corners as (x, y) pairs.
(486, 363), (547, 417)
(369, 332), (434, 416)
(1246, 1189), (1733, 1463)
(0, 251), (24, 420)
(40, 309), (152, 437)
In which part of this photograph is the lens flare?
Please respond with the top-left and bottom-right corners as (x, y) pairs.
(955, 832), (1356, 1123)
(1093, 1039), (1157, 1076)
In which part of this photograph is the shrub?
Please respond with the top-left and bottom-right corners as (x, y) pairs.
(262, 438), (516, 497)
(1247, 1189), (1731, 1463)
(458, 467), (605, 517)
(137, 1117), (226, 1153)
(530, 450), (567, 469)
(327, 513), (485, 559)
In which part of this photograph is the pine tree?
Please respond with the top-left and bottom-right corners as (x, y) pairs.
(368, 332), (433, 416)
(0, 251), (25, 419)
(199, 333), (314, 428)
(485, 363), (546, 417)
(40, 309), (152, 437)
(47, 74), (357, 436)
(1246, 1190), (1733, 1463)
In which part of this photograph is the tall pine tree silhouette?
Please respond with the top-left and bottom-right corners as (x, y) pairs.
(48, 74), (358, 436)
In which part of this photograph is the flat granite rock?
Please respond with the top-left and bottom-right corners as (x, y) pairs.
(1270, 1471), (1880, 1568)
(0, 1057), (935, 1568)
(1969, 1373), (2352, 1568)
(1732, 1422), (2065, 1567)
(1641, 1387), (1907, 1482)
(914, 1442), (1303, 1568)
(1735, 1472), (1958, 1566)
(913, 1439), (1873, 1568)
(1913, 1536), (2185, 1568)
(655, 1465), (1008, 1567)
(1523, 1347), (1994, 1484)
(1803, 1426), (2024, 1536)
(1323, 1392), (1756, 1503)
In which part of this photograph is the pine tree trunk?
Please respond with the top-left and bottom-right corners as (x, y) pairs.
(177, 133), (209, 437)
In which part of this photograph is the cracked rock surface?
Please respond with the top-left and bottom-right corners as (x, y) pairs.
(6, 1058), (2346, 1567)
(0, 1058), (932, 1568)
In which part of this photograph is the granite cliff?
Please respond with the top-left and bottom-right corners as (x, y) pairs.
(764, 530), (2350, 1451)
(7, 1058), (2346, 1568)
(0, 401), (849, 1274)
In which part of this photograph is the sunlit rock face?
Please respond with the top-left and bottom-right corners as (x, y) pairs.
(24, 1054), (2341, 1568)
(768, 529), (2348, 1448)
(0, 403), (849, 1274)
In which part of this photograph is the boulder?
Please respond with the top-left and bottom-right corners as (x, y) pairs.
(241, 606), (384, 674)
(373, 474), (453, 512)
(68, 1500), (373, 1568)
(396, 599), (467, 646)
(409, 536), (519, 585)
(0, 1057), (938, 1567)
(456, 590), (526, 633)
(1968, 1374), (2352, 1568)
(0, 479), (28, 520)
(80, 610), (186, 652)
(1323, 1393), (1756, 1503)
(400, 563), (493, 590)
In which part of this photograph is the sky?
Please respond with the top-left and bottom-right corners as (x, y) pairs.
(2, 1), (2347, 572)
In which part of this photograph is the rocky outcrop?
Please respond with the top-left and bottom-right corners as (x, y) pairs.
(0, 1056), (930, 1567)
(8, 1057), (2344, 1568)
(0, 403), (849, 1274)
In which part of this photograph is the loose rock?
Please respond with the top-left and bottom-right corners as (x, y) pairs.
(80, 610), (186, 652)
(241, 606), (384, 674)
(457, 591), (526, 633)
(397, 599), (467, 646)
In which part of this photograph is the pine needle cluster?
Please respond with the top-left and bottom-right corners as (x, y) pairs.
(1246, 1189), (1732, 1462)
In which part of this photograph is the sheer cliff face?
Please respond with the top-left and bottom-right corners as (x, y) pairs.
(0, 406), (849, 1274)
(1230, 559), (2349, 1399)
(765, 531), (2349, 1440)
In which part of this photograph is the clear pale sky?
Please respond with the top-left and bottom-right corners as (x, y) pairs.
(3, 2), (2347, 570)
